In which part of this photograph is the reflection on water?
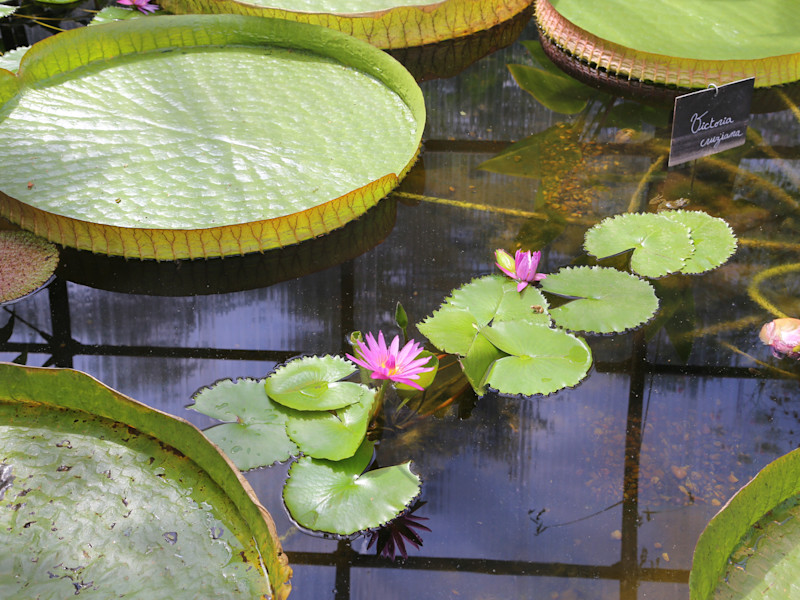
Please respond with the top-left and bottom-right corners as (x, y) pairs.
(2, 13), (800, 600)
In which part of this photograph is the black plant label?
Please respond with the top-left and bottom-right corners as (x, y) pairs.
(668, 77), (754, 167)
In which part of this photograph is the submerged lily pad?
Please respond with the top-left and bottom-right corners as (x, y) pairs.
(0, 362), (292, 599)
(660, 210), (738, 274)
(690, 447), (800, 600)
(584, 213), (694, 278)
(0, 230), (59, 305)
(283, 440), (421, 536)
(159, 0), (535, 50)
(482, 320), (592, 396)
(189, 378), (299, 470)
(0, 15), (424, 259)
(540, 266), (659, 334)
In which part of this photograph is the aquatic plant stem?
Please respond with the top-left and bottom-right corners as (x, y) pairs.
(778, 89), (800, 125)
(747, 262), (800, 318)
(627, 154), (666, 213)
(719, 341), (800, 380)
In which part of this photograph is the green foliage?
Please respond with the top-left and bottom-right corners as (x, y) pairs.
(284, 387), (375, 461)
(540, 266), (660, 334)
(584, 211), (738, 277)
(283, 440), (421, 536)
(189, 378), (298, 469)
(418, 275), (593, 397)
(0, 4), (17, 18)
(481, 321), (592, 396)
(690, 447), (800, 600)
(584, 213), (695, 278)
(660, 210), (738, 274)
(89, 6), (148, 25)
(508, 41), (603, 114)
(264, 355), (361, 411)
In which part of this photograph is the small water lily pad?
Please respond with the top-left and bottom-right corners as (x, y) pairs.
(283, 440), (421, 536)
(285, 386), (375, 461)
(0, 230), (59, 305)
(482, 320), (592, 396)
(188, 378), (299, 469)
(0, 47), (28, 74)
(584, 213), (694, 278)
(540, 266), (659, 334)
(265, 355), (361, 411)
(659, 210), (738, 274)
(0, 5), (17, 18)
(89, 6), (147, 25)
(418, 275), (550, 355)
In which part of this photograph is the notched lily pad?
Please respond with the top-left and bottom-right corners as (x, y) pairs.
(264, 355), (361, 411)
(189, 378), (298, 469)
(660, 210), (738, 274)
(418, 275), (550, 355)
(0, 230), (59, 305)
(285, 386), (375, 461)
(283, 440), (421, 536)
(540, 266), (659, 334)
(584, 213), (694, 278)
(481, 320), (592, 397)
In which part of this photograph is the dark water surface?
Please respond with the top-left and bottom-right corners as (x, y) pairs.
(3, 11), (800, 600)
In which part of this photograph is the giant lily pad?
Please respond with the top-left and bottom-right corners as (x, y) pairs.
(0, 362), (292, 599)
(690, 447), (800, 600)
(159, 0), (535, 50)
(283, 439), (421, 536)
(0, 15), (425, 260)
(536, 0), (800, 96)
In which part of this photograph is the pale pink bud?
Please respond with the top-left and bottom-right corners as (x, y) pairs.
(759, 318), (800, 358)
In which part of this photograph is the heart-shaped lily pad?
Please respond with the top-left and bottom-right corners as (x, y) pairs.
(264, 355), (363, 411)
(584, 213), (695, 278)
(283, 439), (421, 536)
(659, 210), (738, 274)
(0, 15), (425, 259)
(188, 378), (299, 469)
(481, 320), (592, 396)
(540, 266), (659, 334)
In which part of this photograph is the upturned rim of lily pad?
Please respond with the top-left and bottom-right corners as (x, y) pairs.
(0, 15), (425, 260)
(0, 362), (292, 598)
(535, 0), (800, 99)
(157, 0), (535, 50)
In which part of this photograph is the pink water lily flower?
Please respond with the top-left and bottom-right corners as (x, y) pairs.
(759, 318), (800, 358)
(118, 0), (159, 13)
(346, 332), (434, 390)
(495, 248), (547, 292)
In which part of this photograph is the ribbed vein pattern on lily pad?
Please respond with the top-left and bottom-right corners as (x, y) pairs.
(0, 16), (425, 259)
(262, 0), (434, 10)
(159, 0), (534, 50)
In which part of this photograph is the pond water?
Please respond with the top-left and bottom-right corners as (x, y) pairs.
(2, 7), (800, 600)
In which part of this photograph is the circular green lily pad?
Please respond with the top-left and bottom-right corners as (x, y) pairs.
(159, 0), (535, 50)
(0, 230), (58, 305)
(283, 440), (421, 536)
(536, 0), (800, 93)
(481, 320), (592, 397)
(540, 266), (659, 334)
(0, 362), (292, 599)
(584, 213), (694, 278)
(0, 15), (425, 259)
(660, 210), (738, 274)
